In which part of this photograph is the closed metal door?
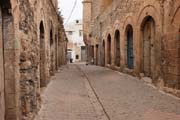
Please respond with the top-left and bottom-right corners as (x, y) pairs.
(127, 30), (134, 69)
(81, 46), (86, 62)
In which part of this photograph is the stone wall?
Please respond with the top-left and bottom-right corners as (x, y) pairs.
(0, 0), (67, 119)
(0, 5), (5, 120)
(83, 0), (180, 97)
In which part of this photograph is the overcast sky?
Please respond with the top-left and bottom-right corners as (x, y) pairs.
(58, 0), (83, 24)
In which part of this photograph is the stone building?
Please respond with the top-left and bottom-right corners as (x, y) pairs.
(65, 20), (86, 63)
(83, 0), (180, 97)
(0, 0), (67, 120)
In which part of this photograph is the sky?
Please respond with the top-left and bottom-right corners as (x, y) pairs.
(58, 0), (83, 24)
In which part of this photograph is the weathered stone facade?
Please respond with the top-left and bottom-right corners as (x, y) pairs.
(0, 0), (67, 119)
(83, 0), (180, 97)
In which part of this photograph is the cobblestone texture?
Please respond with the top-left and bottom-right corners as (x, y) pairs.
(35, 65), (97, 120)
(36, 64), (180, 120)
(80, 65), (180, 120)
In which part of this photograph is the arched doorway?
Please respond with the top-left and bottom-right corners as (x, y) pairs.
(1, 0), (18, 119)
(50, 29), (54, 75)
(141, 16), (155, 77)
(96, 44), (99, 65)
(58, 32), (61, 67)
(91, 45), (94, 64)
(114, 30), (120, 67)
(55, 35), (58, 70)
(102, 40), (105, 66)
(40, 21), (46, 87)
(126, 25), (134, 69)
(107, 34), (111, 65)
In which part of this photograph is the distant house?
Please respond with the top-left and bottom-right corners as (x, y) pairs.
(65, 20), (86, 63)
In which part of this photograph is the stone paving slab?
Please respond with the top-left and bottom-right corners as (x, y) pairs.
(80, 65), (180, 120)
(35, 65), (97, 120)
(36, 64), (180, 120)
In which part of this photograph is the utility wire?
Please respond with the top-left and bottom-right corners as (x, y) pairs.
(65, 0), (78, 25)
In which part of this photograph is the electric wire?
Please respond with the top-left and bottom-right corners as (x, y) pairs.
(65, 0), (78, 25)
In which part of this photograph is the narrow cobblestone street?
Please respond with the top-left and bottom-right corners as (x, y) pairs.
(36, 64), (180, 120)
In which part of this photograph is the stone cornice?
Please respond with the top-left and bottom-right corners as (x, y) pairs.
(82, 0), (92, 4)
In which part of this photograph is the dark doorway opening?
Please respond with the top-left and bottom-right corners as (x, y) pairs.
(107, 34), (111, 65)
(102, 40), (105, 66)
(40, 21), (46, 87)
(126, 25), (134, 69)
(50, 29), (54, 75)
(91, 45), (94, 64)
(96, 44), (99, 65)
(114, 30), (120, 67)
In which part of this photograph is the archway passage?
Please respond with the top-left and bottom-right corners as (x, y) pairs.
(50, 29), (54, 75)
(55, 35), (58, 70)
(142, 16), (155, 77)
(40, 21), (46, 87)
(102, 40), (105, 66)
(91, 45), (94, 64)
(114, 30), (120, 67)
(126, 25), (134, 69)
(107, 34), (111, 65)
(96, 44), (99, 65)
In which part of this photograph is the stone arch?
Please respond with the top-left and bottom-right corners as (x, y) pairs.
(137, 5), (160, 28)
(137, 5), (162, 79)
(122, 15), (134, 30)
(39, 21), (46, 87)
(125, 24), (134, 69)
(114, 30), (120, 67)
(121, 15), (135, 67)
(141, 16), (156, 77)
(137, 5), (161, 78)
(0, 0), (18, 119)
(107, 34), (112, 65)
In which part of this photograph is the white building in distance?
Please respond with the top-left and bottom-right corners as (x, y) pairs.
(65, 20), (86, 62)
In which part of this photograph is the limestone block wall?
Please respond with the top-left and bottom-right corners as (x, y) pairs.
(83, 0), (180, 97)
(0, 0), (67, 119)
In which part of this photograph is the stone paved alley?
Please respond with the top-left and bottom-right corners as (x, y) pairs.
(35, 64), (180, 120)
